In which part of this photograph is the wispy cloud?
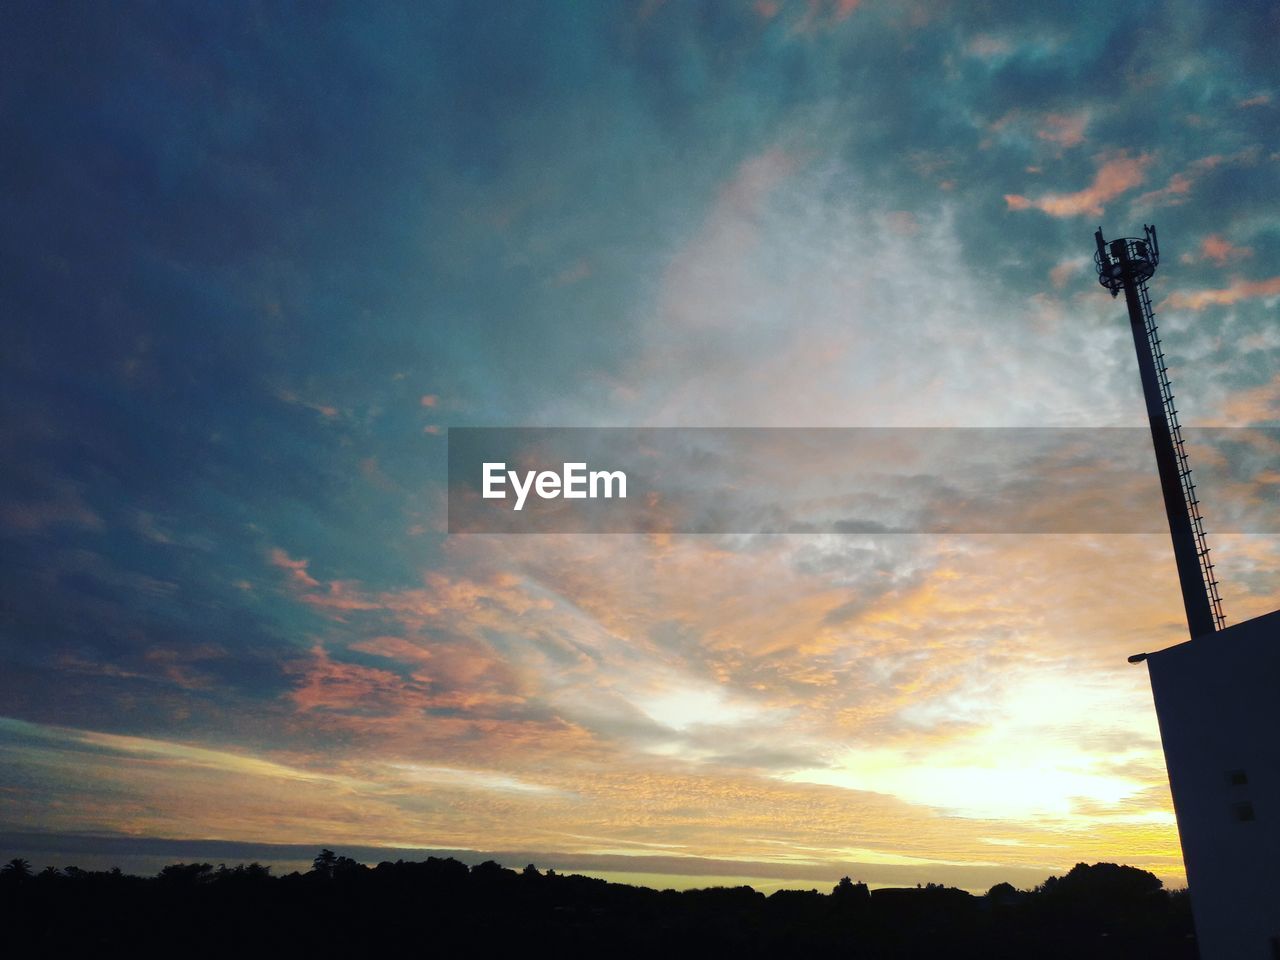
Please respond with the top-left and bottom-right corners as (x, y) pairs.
(1005, 153), (1153, 218)
(1130, 149), (1259, 211)
(1161, 275), (1280, 311)
(1215, 374), (1280, 426)
(0, 483), (103, 534)
(276, 388), (340, 420)
(1181, 233), (1253, 266)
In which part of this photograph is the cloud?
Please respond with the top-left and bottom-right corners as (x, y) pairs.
(268, 547), (320, 590)
(754, 0), (781, 20)
(1215, 375), (1280, 426)
(286, 644), (427, 714)
(5, 0), (1278, 899)
(1130, 149), (1257, 211)
(276, 389), (339, 420)
(0, 706), (1190, 891)
(965, 34), (1011, 61)
(1005, 153), (1153, 218)
(1036, 112), (1089, 149)
(0, 483), (103, 534)
(1049, 256), (1089, 289)
(579, 148), (1150, 431)
(1181, 233), (1253, 266)
(792, 0), (865, 34)
(1161, 276), (1280, 311)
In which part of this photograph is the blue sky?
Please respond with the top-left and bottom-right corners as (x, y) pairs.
(2, 0), (1278, 890)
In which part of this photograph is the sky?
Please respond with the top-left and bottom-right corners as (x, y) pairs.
(2, 0), (1279, 893)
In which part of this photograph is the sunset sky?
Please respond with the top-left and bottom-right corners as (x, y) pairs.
(2, 1), (1279, 892)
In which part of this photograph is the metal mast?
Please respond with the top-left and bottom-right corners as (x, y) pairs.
(1094, 225), (1226, 639)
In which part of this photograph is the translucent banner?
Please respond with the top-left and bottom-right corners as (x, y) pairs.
(447, 428), (1279, 534)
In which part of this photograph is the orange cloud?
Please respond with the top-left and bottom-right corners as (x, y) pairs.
(268, 547), (320, 590)
(1036, 112), (1088, 149)
(1238, 92), (1272, 108)
(237, 441), (1280, 890)
(1194, 234), (1253, 266)
(984, 109), (1088, 157)
(300, 579), (385, 615)
(1131, 172), (1193, 208)
(1131, 149), (1256, 210)
(1216, 374), (1280, 425)
(1049, 256), (1088, 289)
(1161, 275), (1280, 311)
(287, 644), (421, 713)
(276, 388), (339, 419)
(29, 522), (1262, 891)
(1005, 153), (1152, 218)
(420, 394), (439, 408)
(350, 635), (434, 664)
(6, 714), (1188, 891)
(792, 0), (863, 34)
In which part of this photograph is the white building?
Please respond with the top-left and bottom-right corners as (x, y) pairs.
(1142, 607), (1280, 959)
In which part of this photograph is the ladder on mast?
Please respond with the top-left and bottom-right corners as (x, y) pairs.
(1135, 279), (1227, 631)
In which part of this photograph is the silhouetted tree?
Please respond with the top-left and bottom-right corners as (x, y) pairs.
(1042, 862), (1163, 900)
(831, 875), (870, 904)
(471, 859), (507, 882)
(312, 848), (338, 878)
(157, 862), (213, 885)
(332, 855), (363, 879)
(985, 881), (1021, 907)
(2, 858), (31, 878)
(0, 855), (1200, 958)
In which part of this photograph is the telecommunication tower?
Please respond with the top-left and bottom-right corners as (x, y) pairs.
(1094, 225), (1225, 639)
(1096, 225), (1279, 960)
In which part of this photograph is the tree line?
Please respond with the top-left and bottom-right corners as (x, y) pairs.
(1, 854), (1195, 957)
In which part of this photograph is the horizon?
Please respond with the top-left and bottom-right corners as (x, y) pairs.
(3, 1), (1279, 901)
(0, 831), (1166, 896)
